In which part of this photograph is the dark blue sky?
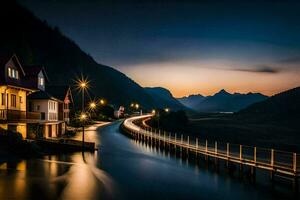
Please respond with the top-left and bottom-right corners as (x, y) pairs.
(20, 0), (300, 96)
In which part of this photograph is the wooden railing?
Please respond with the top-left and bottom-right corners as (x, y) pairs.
(0, 109), (41, 121)
(122, 115), (300, 178)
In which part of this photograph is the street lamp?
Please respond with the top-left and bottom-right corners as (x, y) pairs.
(77, 78), (89, 111)
(165, 108), (170, 112)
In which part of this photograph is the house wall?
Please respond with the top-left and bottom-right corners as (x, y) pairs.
(16, 123), (26, 138)
(43, 123), (62, 138)
(30, 99), (58, 121)
(0, 86), (27, 111)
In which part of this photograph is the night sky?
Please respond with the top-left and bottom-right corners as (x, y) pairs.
(20, 0), (300, 97)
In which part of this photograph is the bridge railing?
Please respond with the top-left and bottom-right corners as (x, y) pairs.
(123, 115), (299, 177)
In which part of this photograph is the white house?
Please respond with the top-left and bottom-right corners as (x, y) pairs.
(24, 65), (66, 138)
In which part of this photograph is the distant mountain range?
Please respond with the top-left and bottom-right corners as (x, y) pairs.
(178, 89), (268, 112)
(177, 94), (205, 110)
(237, 86), (300, 119)
(144, 87), (186, 110)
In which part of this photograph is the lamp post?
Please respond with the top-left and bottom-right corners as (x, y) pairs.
(77, 77), (89, 151)
(80, 112), (87, 150)
(80, 82), (87, 111)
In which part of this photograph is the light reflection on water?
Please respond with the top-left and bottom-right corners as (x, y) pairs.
(0, 152), (114, 200)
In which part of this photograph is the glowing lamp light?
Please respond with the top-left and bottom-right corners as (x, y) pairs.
(152, 109), (156, 114)
(89, 102), (96, 109)
(100, 99), (105, 105)
(80, 82), (87, 88)
(135, 104), (139, 109)
(130, 103), (134, 107)
(80, 113), (87, 121)
(165, 108), (169, 112)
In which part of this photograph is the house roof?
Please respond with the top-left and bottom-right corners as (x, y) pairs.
(23, 65), (49, 81)
(28, 90), (63, 102)
(0, 52), (29, 89)
(46, 85), (73, 103)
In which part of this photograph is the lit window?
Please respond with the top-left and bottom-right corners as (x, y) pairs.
(1, 93), (5, 106)
(11, 94), (16, 107)
(8, 68), (11, 77)
(8, 68), (19, 79)
(38, 77), (44, 86)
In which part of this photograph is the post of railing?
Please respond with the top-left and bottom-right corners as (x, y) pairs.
(239, 145), (242, 161)
(215, 141), (217, 154)
(168, 133), (171, 147)
(205, 140), (208, 153)
(196, 138), (198, 156)
(181, 134), (183, 153)
(159, 130), (161, 146)
(293, 153), (297, 173)
(164, 132), (166, 147)
(175, 133), (177, 146)
(181, 134), (183, 145)
(227, 143), (229, 158)
(187, 136), (189, 147)
(254, 147), (257, 163)
(271, 149), (274, 167)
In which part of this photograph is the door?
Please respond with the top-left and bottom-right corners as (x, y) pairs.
(48, 125), (52, 137)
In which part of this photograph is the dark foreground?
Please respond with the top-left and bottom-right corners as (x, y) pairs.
(0, 121), (298, 200)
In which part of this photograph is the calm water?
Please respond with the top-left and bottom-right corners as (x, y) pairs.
(0, 121), (298, 200)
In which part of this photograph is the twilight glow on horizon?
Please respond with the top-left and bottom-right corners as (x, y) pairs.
(21, 0), (300, 97)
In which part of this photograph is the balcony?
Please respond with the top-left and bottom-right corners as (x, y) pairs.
(0, 109), (41, 122)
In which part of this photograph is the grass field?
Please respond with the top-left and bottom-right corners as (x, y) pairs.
(185, 113), (300, 152)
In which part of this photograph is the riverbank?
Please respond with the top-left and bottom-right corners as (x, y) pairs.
(0, 121), (111, 162)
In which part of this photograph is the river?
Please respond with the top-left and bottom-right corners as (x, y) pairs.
(0, 121), (298, 200)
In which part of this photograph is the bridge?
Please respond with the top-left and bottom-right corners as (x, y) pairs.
(122, 114), (300, 185)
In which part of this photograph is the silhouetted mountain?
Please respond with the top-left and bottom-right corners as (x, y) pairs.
(0, 1), (159, 109)
(180, 89), (267, 112)
(144, 87), (186, 110)
(177, 94), (205, 109)
(238, 87), (300, 119)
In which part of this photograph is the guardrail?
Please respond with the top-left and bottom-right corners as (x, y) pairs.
(0, 109), (41, 121)
(122, 115), (300, 179)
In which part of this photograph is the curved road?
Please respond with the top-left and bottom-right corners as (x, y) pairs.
(0, 120), (296, 200)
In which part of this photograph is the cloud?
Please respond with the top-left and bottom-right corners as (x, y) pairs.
(231, 65), (280, 74)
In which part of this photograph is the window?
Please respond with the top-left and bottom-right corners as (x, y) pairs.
(8, 67), (19, 79)
(19, 96), (22, 104)
(39, 77), (44, 86)
(8, 68), (11, 77)
(11, 94), (16, 107)
(37, 105), (40, 111)
(1, 93), (5, 106)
